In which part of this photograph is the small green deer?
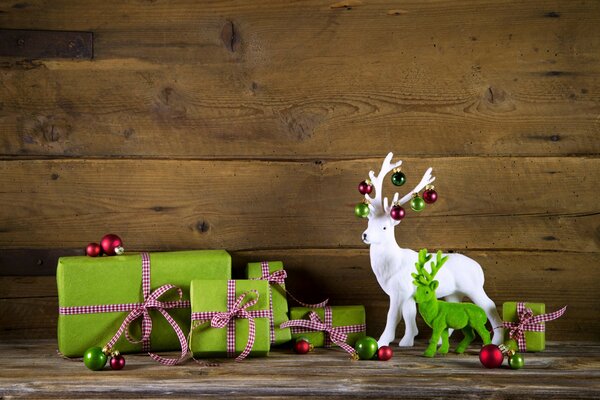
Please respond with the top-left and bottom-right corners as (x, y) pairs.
(412, 249), (491, 357)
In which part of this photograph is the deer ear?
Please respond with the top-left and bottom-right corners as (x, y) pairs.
(430, 280), (439, 290)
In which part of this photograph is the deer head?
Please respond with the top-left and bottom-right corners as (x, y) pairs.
(361, 152), (435, 245)
(411, 249), (448, 303)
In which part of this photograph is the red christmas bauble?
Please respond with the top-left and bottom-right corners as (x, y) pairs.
(358, 180), (373, 195)
(100, 234), (123, 256)
(86, 243), (102, 257)
(479, 344), (504, 368)
(109, 354), (126, 370)
(423, 188), (438, 204)
(390, 205), (405, 221)
(377, 345), (393, 361)
(293, 339), (311, 354)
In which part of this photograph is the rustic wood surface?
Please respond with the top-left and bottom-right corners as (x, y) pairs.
(0, 339), (598, 399)
(0, 0), (598, 346)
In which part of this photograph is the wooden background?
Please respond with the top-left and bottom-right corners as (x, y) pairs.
(0, 0), (598, 342)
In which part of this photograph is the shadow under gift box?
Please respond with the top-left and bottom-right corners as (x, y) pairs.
(57, 250), (231, 357)
(189, 279), (271, 358)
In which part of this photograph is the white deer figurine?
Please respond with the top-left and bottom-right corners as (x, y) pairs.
(362, 153), (503, 347)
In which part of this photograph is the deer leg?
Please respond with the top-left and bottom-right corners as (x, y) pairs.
(438, 329), (450, 354)
(378, 293), (402, 347)
(456, 326), (475, 354)
(399, 297), (418, 347)
(465, 288), (504, 345)
(425, 324), (443, 357)
(472, 322), (491, 345)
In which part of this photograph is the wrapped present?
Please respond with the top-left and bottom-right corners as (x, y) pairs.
(247, 261), (329, 346)
(190, 280), (272, 360)
(282, 305), (366, 356)
(57, 250), (231, 362)
(502, 301), (567, 352)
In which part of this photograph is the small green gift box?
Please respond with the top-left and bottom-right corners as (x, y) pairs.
(286, 305), (366, 348)
(246, 261), (291, 345)
(57, 250), (231, 357)
(502, 302), (546, 352)
(190, 280), (271, 360)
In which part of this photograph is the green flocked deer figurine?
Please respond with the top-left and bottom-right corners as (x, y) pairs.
(412, 249), (491, 357)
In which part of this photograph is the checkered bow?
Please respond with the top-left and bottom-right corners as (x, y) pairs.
(501, 302), (567, 352)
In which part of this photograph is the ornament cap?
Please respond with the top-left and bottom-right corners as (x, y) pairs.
(114, 246), (125, 255)
(425, 184), (435, 190)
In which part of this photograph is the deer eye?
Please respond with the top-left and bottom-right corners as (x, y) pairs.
(383, 227), (387, 230)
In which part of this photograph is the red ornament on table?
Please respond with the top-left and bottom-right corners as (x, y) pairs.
(85, 243), (102, 257)
(100, 234), (124, 256)
(377, 345), (393, 361)
(109, 354), (126, 370)
(293, 339), (312, 354)
(390, 205), (405, 221)
(358, 180), (373, 195)
(479, 344), (504, 368)
(422, 185), (438, 204)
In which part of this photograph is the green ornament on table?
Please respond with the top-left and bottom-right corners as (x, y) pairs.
(354, 336), (378, 360)
(83, 346), (107, 371)
(509, 352), (525, 369)
(355, 202), (370, 218)
(410, 194), (425, 212)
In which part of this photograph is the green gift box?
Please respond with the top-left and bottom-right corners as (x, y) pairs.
(57, 250), (231, 357)
(503, 302), (546, 352)
(190, 279), (271, 359)
(246, 261), (291, 345)
(288, 305), (366, 348)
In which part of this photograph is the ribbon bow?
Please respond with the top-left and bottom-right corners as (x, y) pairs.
(261, 268), (287, 285)
(280, 307), (365, 357)
(501, 302), (567, 351)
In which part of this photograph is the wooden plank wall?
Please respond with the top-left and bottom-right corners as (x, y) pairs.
(0, 0), (598, 342)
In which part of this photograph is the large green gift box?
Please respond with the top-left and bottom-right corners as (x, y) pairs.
(288, 305), (366, 348)
(189, 279), (271, 359)
(503, 302), (546, 352)
(246, 261), (291, 345)
(57, 250), (231, 357)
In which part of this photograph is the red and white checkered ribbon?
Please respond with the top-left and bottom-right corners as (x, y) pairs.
(191, 280), (272, 362)
(59, 252), (190, 365)
(501, 302), (567, 352)
(256, 261), (329, 344)
(280, 306), (365, 357)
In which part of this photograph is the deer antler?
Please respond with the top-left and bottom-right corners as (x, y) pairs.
(365, 152), (402, 215)
(411, 249), (448, 286)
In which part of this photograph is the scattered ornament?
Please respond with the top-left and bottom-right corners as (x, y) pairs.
(355, 201), (370, 218)
(85, 242), (102, 257)
(109, 353), (126, 370)
(293, 339), (313, 354)
(410, 194), (425, 212)
(377, 345), (393, 361)
(354, 336), (378, 360)
(358, 180), (373, 195)
(391, 168), (406, 186)
(422, 185), (438, 204)
(390, 204), (405, 221)
(83, 346), (107, 371)
(479, 344), (504, 368)
(508, 352), (525, 370)
(100, 233), (124, 256)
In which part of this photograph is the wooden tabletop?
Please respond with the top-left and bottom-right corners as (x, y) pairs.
(1, 340), (599, 399)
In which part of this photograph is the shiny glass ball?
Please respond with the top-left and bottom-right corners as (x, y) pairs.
(509, 353), (525, 369)
(110, 354), (126, 370)
(410, 196), (426, 212)
(377, 345), (393, 361)
(83, 347), (107, 371)
(423, 188), (438, 204)
(355, 202), (370, 218)
(390, 205), (405, 221)
(294, 339), (311, 354)
(391, 171), (406, 186)
(354, 336), (378, 360)
(85, 242), (102, 257)
(479, 344), (504, 368)
(358, 180), (373, 195)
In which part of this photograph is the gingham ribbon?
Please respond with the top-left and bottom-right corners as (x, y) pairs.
(256, 261), (329, 344)
(279, 306), (365, 357)
(191, 280), (272, 362)
(59, 252), (190, 365)
(501, 302), (567, 352)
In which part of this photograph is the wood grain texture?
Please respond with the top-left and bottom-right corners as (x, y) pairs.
(0, 339), (599, 399)
(0, 158), (598, 252)
(1, 250), (597, 341)
(0, 1), (599, 157)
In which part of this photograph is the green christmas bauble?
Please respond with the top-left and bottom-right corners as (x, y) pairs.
(83, 346), (107, 371)
(355, 202), (370, 218)
(509, 353), (525, 370)
(504, 338), (519, 353)
(391, 171), (406, 186)
(410, 196), (425, 212)
(354, 336), (378, 360)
